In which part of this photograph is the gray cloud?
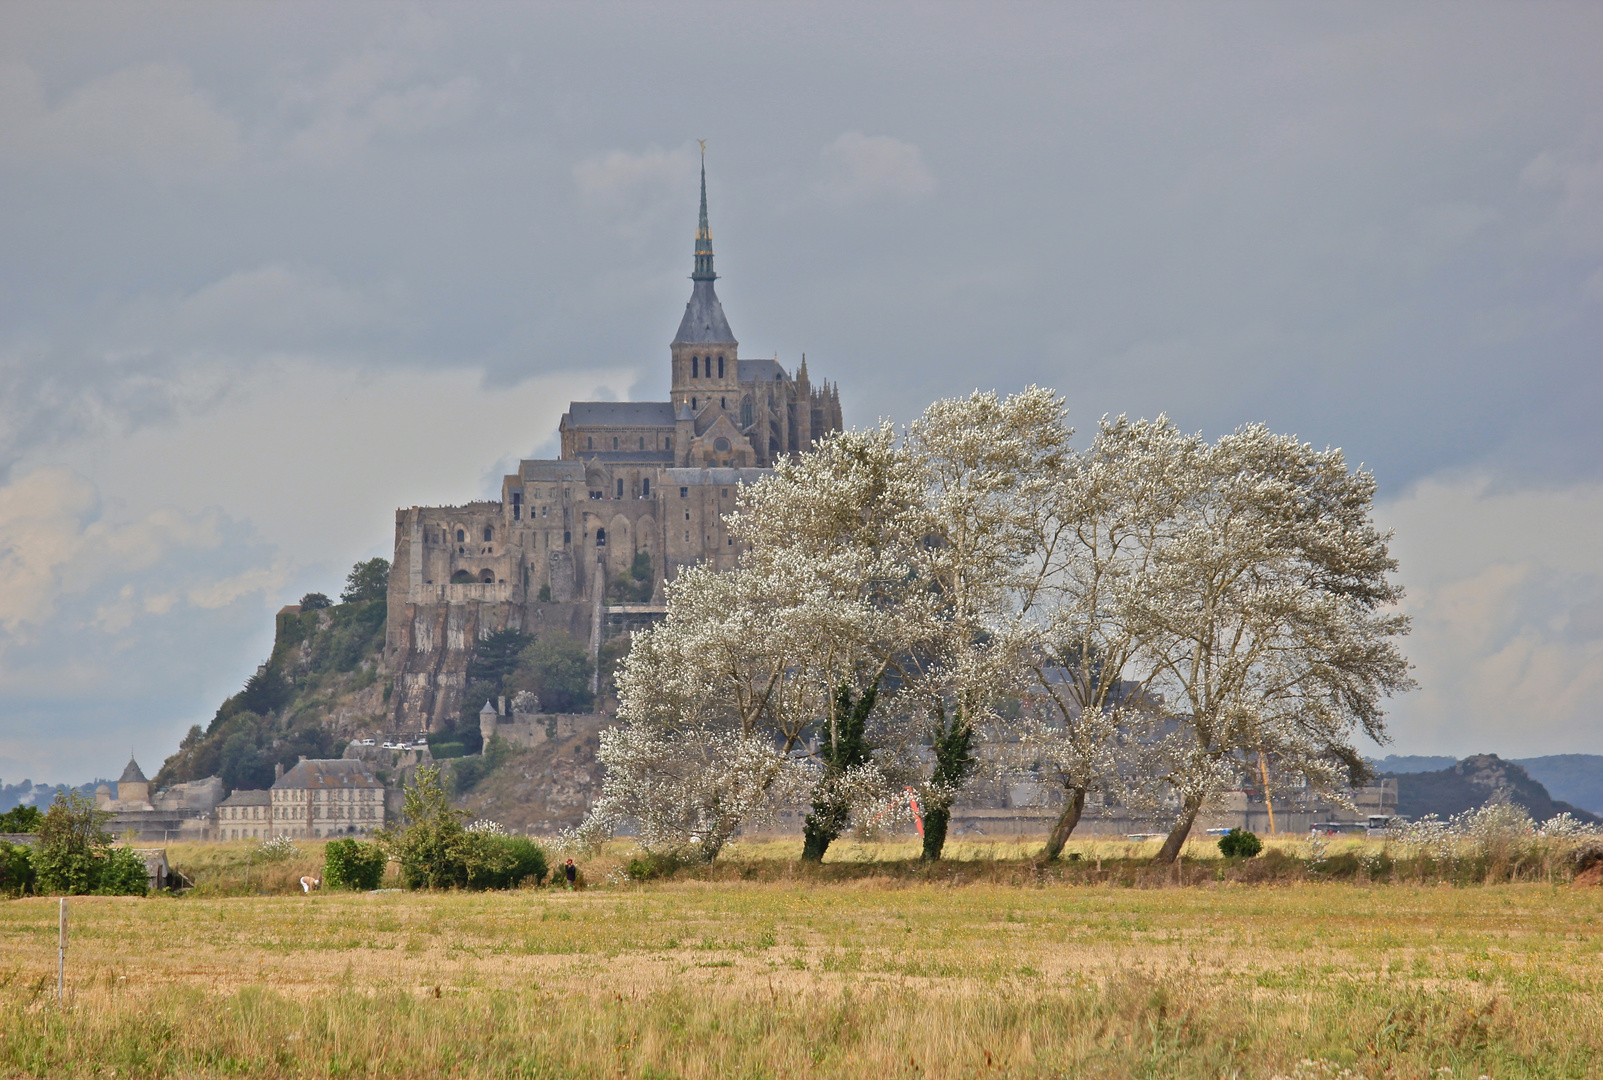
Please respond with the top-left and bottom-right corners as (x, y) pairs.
(1, 1), (1600, 778)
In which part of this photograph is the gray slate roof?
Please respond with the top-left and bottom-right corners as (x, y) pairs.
(663, 467), (772, 485)
(272, 759), (383, 791)
(219, 789), (270, 806)
(737, 359), (787, 383)
(118, 758), (148, 783)
(576, 450), (676, 464)
(518, 460), (586, 481)
(673, 280), (736, 345)
(565, 402), (677, 428)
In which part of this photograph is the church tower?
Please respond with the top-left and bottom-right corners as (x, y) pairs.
(670, 150), (739, 418)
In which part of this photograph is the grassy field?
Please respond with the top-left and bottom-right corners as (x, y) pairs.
(1, 839), (1600, 1078)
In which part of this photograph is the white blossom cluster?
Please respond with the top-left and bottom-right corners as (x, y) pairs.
(1387, 802), (1600, 863)
(465, 819), (507, 835)
(576, 388), (1414, 863)
(255, 834), (299, 862)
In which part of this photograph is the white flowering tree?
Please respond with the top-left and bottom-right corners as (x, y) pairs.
(1010, 415), (1205, 857)
(1129, 424), (1415, 863)
(888, 387), (1073, 859)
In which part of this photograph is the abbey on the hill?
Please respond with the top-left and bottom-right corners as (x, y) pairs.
(386, 158), (843, 730)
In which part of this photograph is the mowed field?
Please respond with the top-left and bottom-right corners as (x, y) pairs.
(1, 840), (1600, 1079)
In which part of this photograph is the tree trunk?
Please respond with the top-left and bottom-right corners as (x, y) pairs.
(1154, 798), (1203, 865)
(1043, 787), (1088, 860)
(921, 802), (950, 862)
(800, 798), (846, 861)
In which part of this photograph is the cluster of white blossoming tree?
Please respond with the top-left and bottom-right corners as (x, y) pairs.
(572, 388), (1414, 864)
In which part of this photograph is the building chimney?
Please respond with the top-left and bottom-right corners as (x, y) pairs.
(274, 762), (284, 781)
(497, 695), (506, 717)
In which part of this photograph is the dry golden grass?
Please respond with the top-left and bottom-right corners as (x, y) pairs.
(1, 838), (1599, 1078)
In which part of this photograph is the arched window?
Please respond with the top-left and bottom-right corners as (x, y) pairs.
(692, 356), (699, 378)
(456, 528), (466, 543)
(718, 355), (725, 378)
(595, 528), (607, 547)
(613, 436), (619, 450)
(483, 526), (493, 542)
(480, 569), (494, 584)
(714, 437), (730, 452)
(638, 436), (644, 449)
(692, 398), (697, 410)
(587, 437), (593, 449)
(741, 396), (754, 427)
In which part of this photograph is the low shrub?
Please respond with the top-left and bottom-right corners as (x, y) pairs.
(0, 840), (34, 897)
(1218, 829), (1263, 858)
(323, 839), (388, 890)
(95, 846), (149, 896)
(626, 852), (688, 882)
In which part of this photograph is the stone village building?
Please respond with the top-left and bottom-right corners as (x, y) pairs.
(386, 159), (843, 732)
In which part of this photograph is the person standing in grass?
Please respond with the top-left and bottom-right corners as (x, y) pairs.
(563, 859), (577, 889)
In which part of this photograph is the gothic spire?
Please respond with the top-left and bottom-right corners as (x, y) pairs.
(693, 144), (715, 281)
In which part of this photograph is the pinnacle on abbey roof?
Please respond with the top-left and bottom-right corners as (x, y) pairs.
(693, 145), (715, 283)
(673, 145), (737, 347)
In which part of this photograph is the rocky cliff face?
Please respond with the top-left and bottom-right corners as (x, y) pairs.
(452, 731), (606, 835)
(1385, 754), (1600, 823)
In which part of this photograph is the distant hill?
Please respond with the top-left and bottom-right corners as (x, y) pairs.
(1371, 755), (1457, 774)
(1513, 755), (1603, 816)
(1379, 754), (1600, 824)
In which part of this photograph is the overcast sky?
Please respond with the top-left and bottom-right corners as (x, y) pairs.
(2, 2), (1599, 783)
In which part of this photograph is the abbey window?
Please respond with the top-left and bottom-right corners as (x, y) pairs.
(692, 357), (699, 378)
(718, 355), (725, 378)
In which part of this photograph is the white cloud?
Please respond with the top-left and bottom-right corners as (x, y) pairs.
(1520, 139), (1603, 250)
(572, 144), (701, 239)
(0, 61), (242, 180)
(817, 132), (935, 204)
(1377, 475), (1603, 757)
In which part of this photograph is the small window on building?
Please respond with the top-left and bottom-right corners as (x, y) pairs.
(596, 528), (606, 547)
(680, 486), (688, 498)
(456, 529), (465, 543)
(613, 436), (619, 450)
(692, 356), (699, 378)
(564, 531), (571, 544)
(480, 569), (494, 583)
(714, 437), (730, 452)
(616, 478), (624, 498)
(587, 437), (593, 449)
(718, 355), (725, 378)
(664, 437), (671, 450)
(483, 526), (493, 542)
(639, 436), (645, 449)
(728, 537), (733, 546)
(721, 488), (729, 498)
(541, 505), (547, 517)
(642, 479), (650, 497)
(692, 398), (698, 410)
(685, 531), (690, 542)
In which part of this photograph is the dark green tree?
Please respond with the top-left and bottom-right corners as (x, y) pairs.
(238, 666), (291, 716)
(33, 792), (113, 895)
(341, 558), (391, 605)
(0, 805), (44, 832)
(801, 681), (879, 861)
(298, 591), (332, 611)
(385, 765), (471, 890)
(508, 634), (595, 713)
(608, 551), (655, 604)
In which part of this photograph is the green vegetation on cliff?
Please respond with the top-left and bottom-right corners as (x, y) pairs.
(154, 560), (392, 792)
